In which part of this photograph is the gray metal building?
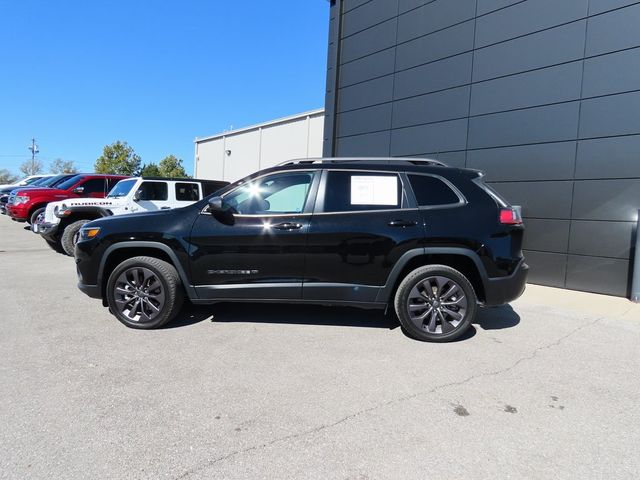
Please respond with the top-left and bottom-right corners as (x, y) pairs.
(323, 0), (640, 297)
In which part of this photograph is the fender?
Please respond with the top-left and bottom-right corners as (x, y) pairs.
(375, 247), (490, 303)
(98, 241), (197, 298)
(60, 206), (114, 218)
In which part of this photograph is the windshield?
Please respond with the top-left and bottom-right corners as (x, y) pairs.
(24, 176), (45, 185)
(29, 176), (51, 186)
(37, 175), (70, 188)
(55, 174), (84, 190)
(107, 179), (136, 198)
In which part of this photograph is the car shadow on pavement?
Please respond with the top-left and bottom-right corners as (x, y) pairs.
(165, 303), (521, 341)
(165, 302), (400, 330)
(474, 305), (521, 330)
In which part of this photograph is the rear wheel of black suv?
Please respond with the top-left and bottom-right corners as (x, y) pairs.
(106, 256), (184, 329)
(394, 265), (477, 342)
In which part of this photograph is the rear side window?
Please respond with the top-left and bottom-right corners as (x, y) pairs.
(323, 171), (402, 212)
(408, 175), (460, 207)
(175, 183), (200, 201)
(138, 181), (168, 201)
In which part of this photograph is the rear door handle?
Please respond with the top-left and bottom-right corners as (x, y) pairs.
(388, 219), (418, 227)
(273, 222), (303, 230)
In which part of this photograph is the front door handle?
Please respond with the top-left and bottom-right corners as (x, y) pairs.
(273, 222), (303, 230)
(388, 219), (418, 228)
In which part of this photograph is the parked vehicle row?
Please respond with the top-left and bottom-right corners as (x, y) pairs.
(35, 176), (228, 255)
(5, 158), (528, 342)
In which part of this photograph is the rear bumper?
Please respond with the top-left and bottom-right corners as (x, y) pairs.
(483, 259), (529, 307)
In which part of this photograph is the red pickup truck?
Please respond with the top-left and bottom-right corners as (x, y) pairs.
(7, 173), (128, 224)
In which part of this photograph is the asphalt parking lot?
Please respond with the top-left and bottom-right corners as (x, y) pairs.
(1, 214), (639, 480)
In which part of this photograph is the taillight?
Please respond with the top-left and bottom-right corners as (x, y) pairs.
(499, 207), (522, 225)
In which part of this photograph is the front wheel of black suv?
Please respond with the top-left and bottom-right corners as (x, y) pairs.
(106, 256), (184, 329)
(394, 265), (477, 342)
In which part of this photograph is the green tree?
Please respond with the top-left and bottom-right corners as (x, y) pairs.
(158, 155), (189, 178)
(140, 163), (161, 177)
(50, 158), (78, 174)
(20, 158), (44, 176)
(94, 141), (141, 175)
(0, 169), (18, 184)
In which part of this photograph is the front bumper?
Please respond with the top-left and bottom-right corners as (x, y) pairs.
(483, 259), (529, 307)
(77, 281), (101, 299)
(35, 221), (59, 238)
(7, 204), (28, 221)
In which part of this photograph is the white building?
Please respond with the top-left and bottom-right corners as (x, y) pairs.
(194, 109), (324, 182)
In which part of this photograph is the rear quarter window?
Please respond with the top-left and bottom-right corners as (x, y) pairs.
(175, 183), (200, 201)
(408, 175), (461, 206)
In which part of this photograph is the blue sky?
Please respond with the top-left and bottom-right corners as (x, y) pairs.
(0, 1), (329, 175)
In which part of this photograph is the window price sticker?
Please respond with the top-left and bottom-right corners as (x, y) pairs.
(350, 176), (398, 205)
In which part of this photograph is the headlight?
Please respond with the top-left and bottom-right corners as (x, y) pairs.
(55, 203), (71, 217)
(79, 226), (101, 241)
(14, 195), (30, 205)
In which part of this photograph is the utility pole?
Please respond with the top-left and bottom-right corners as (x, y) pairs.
(28, 138), (39, 159)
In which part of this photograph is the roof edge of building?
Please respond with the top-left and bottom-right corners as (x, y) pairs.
(195, 108), (325, 144)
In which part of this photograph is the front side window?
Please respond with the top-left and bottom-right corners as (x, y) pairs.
(79, 178), (107, 195)
(137, 181), (168, 201)
(175, 183), (200, 201)
(223, 172), (313, 215)
(323, 171), (402, 212)
(408, 175), (461, 207)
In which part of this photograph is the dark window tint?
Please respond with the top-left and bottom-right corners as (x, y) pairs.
(79, 178), (107, 195)
(408, 175), (460, 206)
(55, 175), (83, 190)
(324, 171), (402, 212)
(138, 181), (168, 201)
(175, 183), (200, 201)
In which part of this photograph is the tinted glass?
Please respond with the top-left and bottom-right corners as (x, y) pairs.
(323, 171), (402, 212)
(224, 172), (313, 215)
(175, 183), (200, 201)
(80, 178), (107, 195)
(56, 175), (84, 190)
(138, 181), (168, 201)
(408, 175), (460, 206)
(49, 174), (77, 187)
(28, 176), (49, 186)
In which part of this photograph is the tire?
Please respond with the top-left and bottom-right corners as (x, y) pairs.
(29, 207), (45, 226)
(44, 237), (66, 254)
(106, 256), (184, 329)
(394, 265), (477, 343)
(60, 219), (91, 256)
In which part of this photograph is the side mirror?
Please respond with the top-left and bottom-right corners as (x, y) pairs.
(207, 196), (224, 212)
(73, 186), (84, 194)
(133, 189), (142, 202)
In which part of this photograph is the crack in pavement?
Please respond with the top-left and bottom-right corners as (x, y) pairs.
(173, 316), (603, 479)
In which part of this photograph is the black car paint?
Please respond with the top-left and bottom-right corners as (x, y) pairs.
(75, 163), (528, 309)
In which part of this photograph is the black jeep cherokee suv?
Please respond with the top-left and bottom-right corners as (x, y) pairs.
(75, 158), (528, 342)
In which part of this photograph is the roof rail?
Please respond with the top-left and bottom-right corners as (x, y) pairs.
(276, 157), (448, 167)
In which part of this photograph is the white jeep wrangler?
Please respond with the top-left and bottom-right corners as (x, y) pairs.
(35, 177), (228, 255)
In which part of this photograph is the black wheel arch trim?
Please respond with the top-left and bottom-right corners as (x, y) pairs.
(97, 241), (197, 299)
(376, 247), (490, 304)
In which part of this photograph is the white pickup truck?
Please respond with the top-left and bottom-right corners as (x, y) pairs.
(35, 176), (228, 255)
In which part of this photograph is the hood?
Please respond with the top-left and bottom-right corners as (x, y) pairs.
(12, 187), (71, 198)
